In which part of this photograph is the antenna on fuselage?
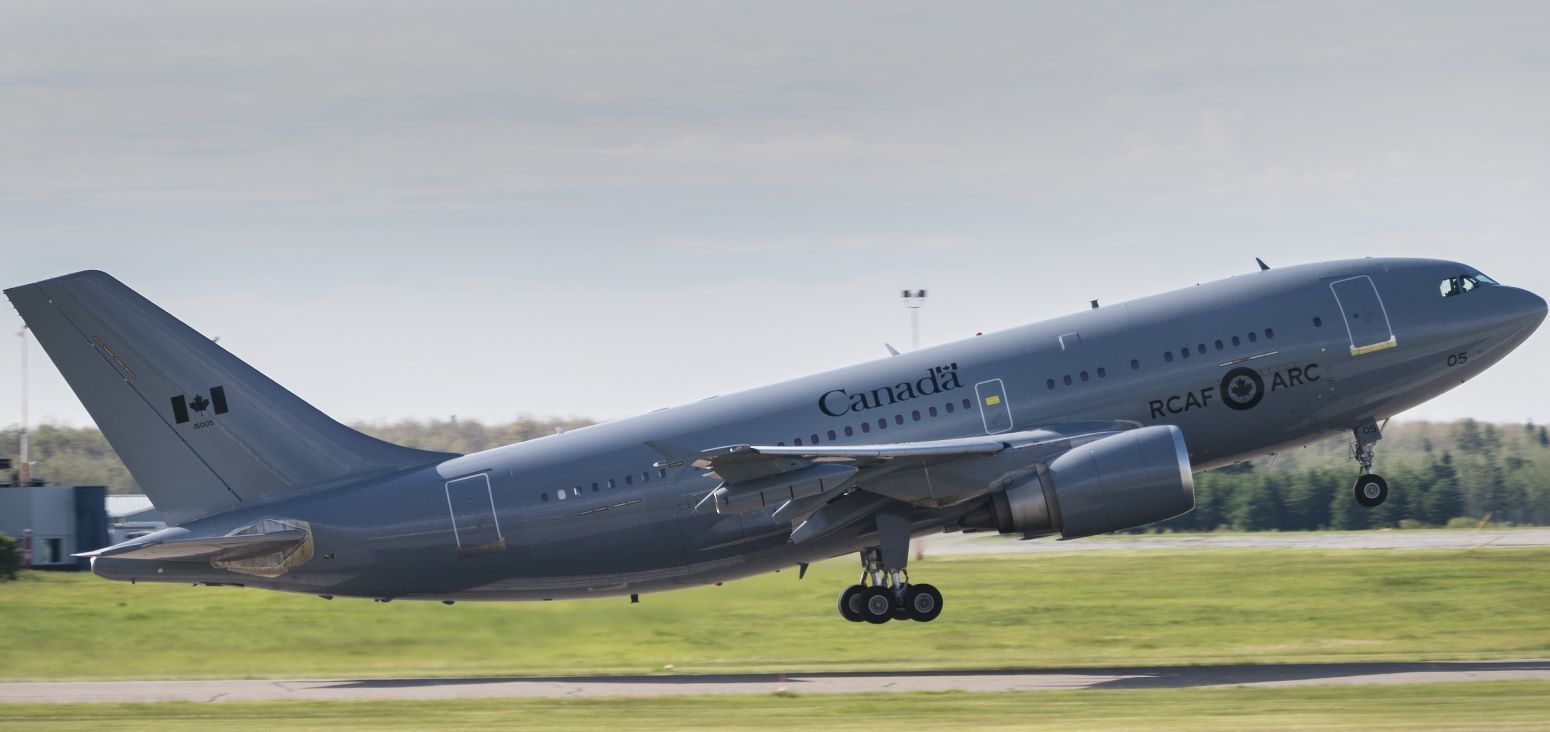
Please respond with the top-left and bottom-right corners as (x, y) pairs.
(1256, 258), (1271, 271)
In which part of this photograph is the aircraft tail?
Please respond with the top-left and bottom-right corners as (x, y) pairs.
(6, 271), (457, 525)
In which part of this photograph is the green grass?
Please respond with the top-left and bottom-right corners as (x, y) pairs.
(4, 683), (1550, 730)
(2, 549), (1549, 681)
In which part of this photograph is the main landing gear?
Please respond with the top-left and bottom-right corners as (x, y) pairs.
(836, 504), (943, 624)
(1351, 419), (1388, 508)
(838, 548), (943, 624)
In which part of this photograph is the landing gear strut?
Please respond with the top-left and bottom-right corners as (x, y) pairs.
(1351, 419), (1388, 508)
(836, 505), (943, 623)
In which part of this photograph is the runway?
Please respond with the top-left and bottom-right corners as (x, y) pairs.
(923, 527), (1550, 555)
(4, 660), (1548, 704)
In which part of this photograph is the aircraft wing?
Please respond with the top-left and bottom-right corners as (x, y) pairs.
(679, 420), (1139, 518)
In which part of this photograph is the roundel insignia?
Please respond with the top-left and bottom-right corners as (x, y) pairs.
(1220, 367), (1265, 411)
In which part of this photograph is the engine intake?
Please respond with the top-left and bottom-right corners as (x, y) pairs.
(962, 425), (1195, 538)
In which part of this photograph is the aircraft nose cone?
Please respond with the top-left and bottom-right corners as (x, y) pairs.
(1513, 287), (1548, 332)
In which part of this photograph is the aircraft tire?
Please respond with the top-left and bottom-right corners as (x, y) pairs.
(861, 586), (895, 624)
(905, 583), (944, 623)
(1354, 474), (1388, 508)
(838, 585), (867, 622)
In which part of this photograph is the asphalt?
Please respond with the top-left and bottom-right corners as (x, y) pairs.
(3, 660), (1548, 703)
(921, 527), (1550, 555)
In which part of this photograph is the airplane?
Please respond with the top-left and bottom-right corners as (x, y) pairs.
(6, 258), (1544, 624)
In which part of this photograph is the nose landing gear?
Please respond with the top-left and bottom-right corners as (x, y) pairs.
(1351, 419), (1388, 508)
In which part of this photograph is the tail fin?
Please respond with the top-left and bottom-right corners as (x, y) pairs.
(6, 271), (456, 525)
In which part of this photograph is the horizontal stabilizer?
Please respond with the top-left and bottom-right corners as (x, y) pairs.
(78, 526), (306, 561)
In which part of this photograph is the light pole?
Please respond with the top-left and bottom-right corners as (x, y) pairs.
(900, 290), (927, 350)
(899, 290), (927, 561)
(17, 326), (28, 486)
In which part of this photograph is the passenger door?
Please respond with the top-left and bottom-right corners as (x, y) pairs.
(445, 473), (506, 558)
(1329, 276), (1397, 356)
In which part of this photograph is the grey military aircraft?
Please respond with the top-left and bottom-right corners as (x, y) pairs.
(6, 259), (1544, 623)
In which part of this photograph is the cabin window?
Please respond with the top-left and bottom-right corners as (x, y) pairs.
(1249, 332), (1258, 343)
(794, 437), (803, 446)
(642, 471), (650, 482)
(1080, 371), (1089, 382)
(894, 414), (904, 426)
(811, 433), (820, 444)
(572, 486), (581, 496)
(608, 479), (616, 489)
(557, 490), (567, 501)
(861, 422), (871, 433)
(1164, 351), (1174, 362)
(1063, 375), (1073, 385)
(929, 406), (938, 417)
(1097, 367), (1107, 378)
(845, 425), (854, 436)
(945, 402), (955, 414)
(828, 430), (837, 440)
(911, 410), (921, 421)
(658, 469), (668, 479)
(624, 474), (633, 485)
(541, 492), (549, 502)
(1180, 347), (1191, 359)
(1232, 336), (1241, 347)
(1047, 379), (1056, 390)
(1313, 317), (1323, 327)
(962, 398), (972, 410)
(1130, 359), (1140, 370)
(591, 482), (600, 493)
(1265, 328), (1275, 339)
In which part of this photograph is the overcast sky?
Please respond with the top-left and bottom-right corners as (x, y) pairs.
(2, 1), (1547, 430)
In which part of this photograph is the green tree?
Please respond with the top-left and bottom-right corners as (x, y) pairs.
(1328, 481), (1371, 530)
(1422, 453), (1464, 525)
(0, 532), (20, 580)
(1229, 475), (1281, 531)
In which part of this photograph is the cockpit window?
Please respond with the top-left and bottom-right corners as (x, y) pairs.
(1440, 272), (1497, 298)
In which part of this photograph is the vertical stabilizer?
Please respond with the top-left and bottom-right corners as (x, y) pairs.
(6, 271), (456, 525)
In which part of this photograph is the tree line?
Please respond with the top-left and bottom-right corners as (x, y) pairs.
(3, 417), (1549, 530)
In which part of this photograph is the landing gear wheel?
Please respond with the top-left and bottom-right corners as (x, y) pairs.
(860, 586), (895, 624)
(838, 585), (867, 623)
(904, 583), (943, 623)
(1354, 474), (1388, 508)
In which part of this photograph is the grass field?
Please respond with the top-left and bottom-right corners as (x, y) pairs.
(4, 683), (1550, 730)
(2, 548), (1548, 681)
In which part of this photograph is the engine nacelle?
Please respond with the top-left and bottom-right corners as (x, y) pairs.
(962, 425), (1195, 539)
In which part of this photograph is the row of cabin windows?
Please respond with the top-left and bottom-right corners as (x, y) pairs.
(1163, 328), (1275, 363)
(781, 397), (977, 446)
(540, 467), (670, 503)
(1048, 326), (1287, 391)
(1045, 366), (1108, 390)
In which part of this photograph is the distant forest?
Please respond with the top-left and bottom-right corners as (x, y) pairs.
(4, 418), (1549, 531)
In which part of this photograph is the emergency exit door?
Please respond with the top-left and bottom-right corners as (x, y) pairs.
(975, 379), (1013, 434)
(1330, 276), (1398, 356)
(445, 473), (506, 558)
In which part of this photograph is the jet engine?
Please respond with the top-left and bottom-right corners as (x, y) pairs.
(961, 425), (1195, 539)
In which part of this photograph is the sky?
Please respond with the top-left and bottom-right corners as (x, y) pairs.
(2, 1), (1548, 429)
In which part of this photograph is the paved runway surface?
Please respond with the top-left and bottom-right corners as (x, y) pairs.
(924, 528), (1550, 555)
(4, 660), (1548, 703)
